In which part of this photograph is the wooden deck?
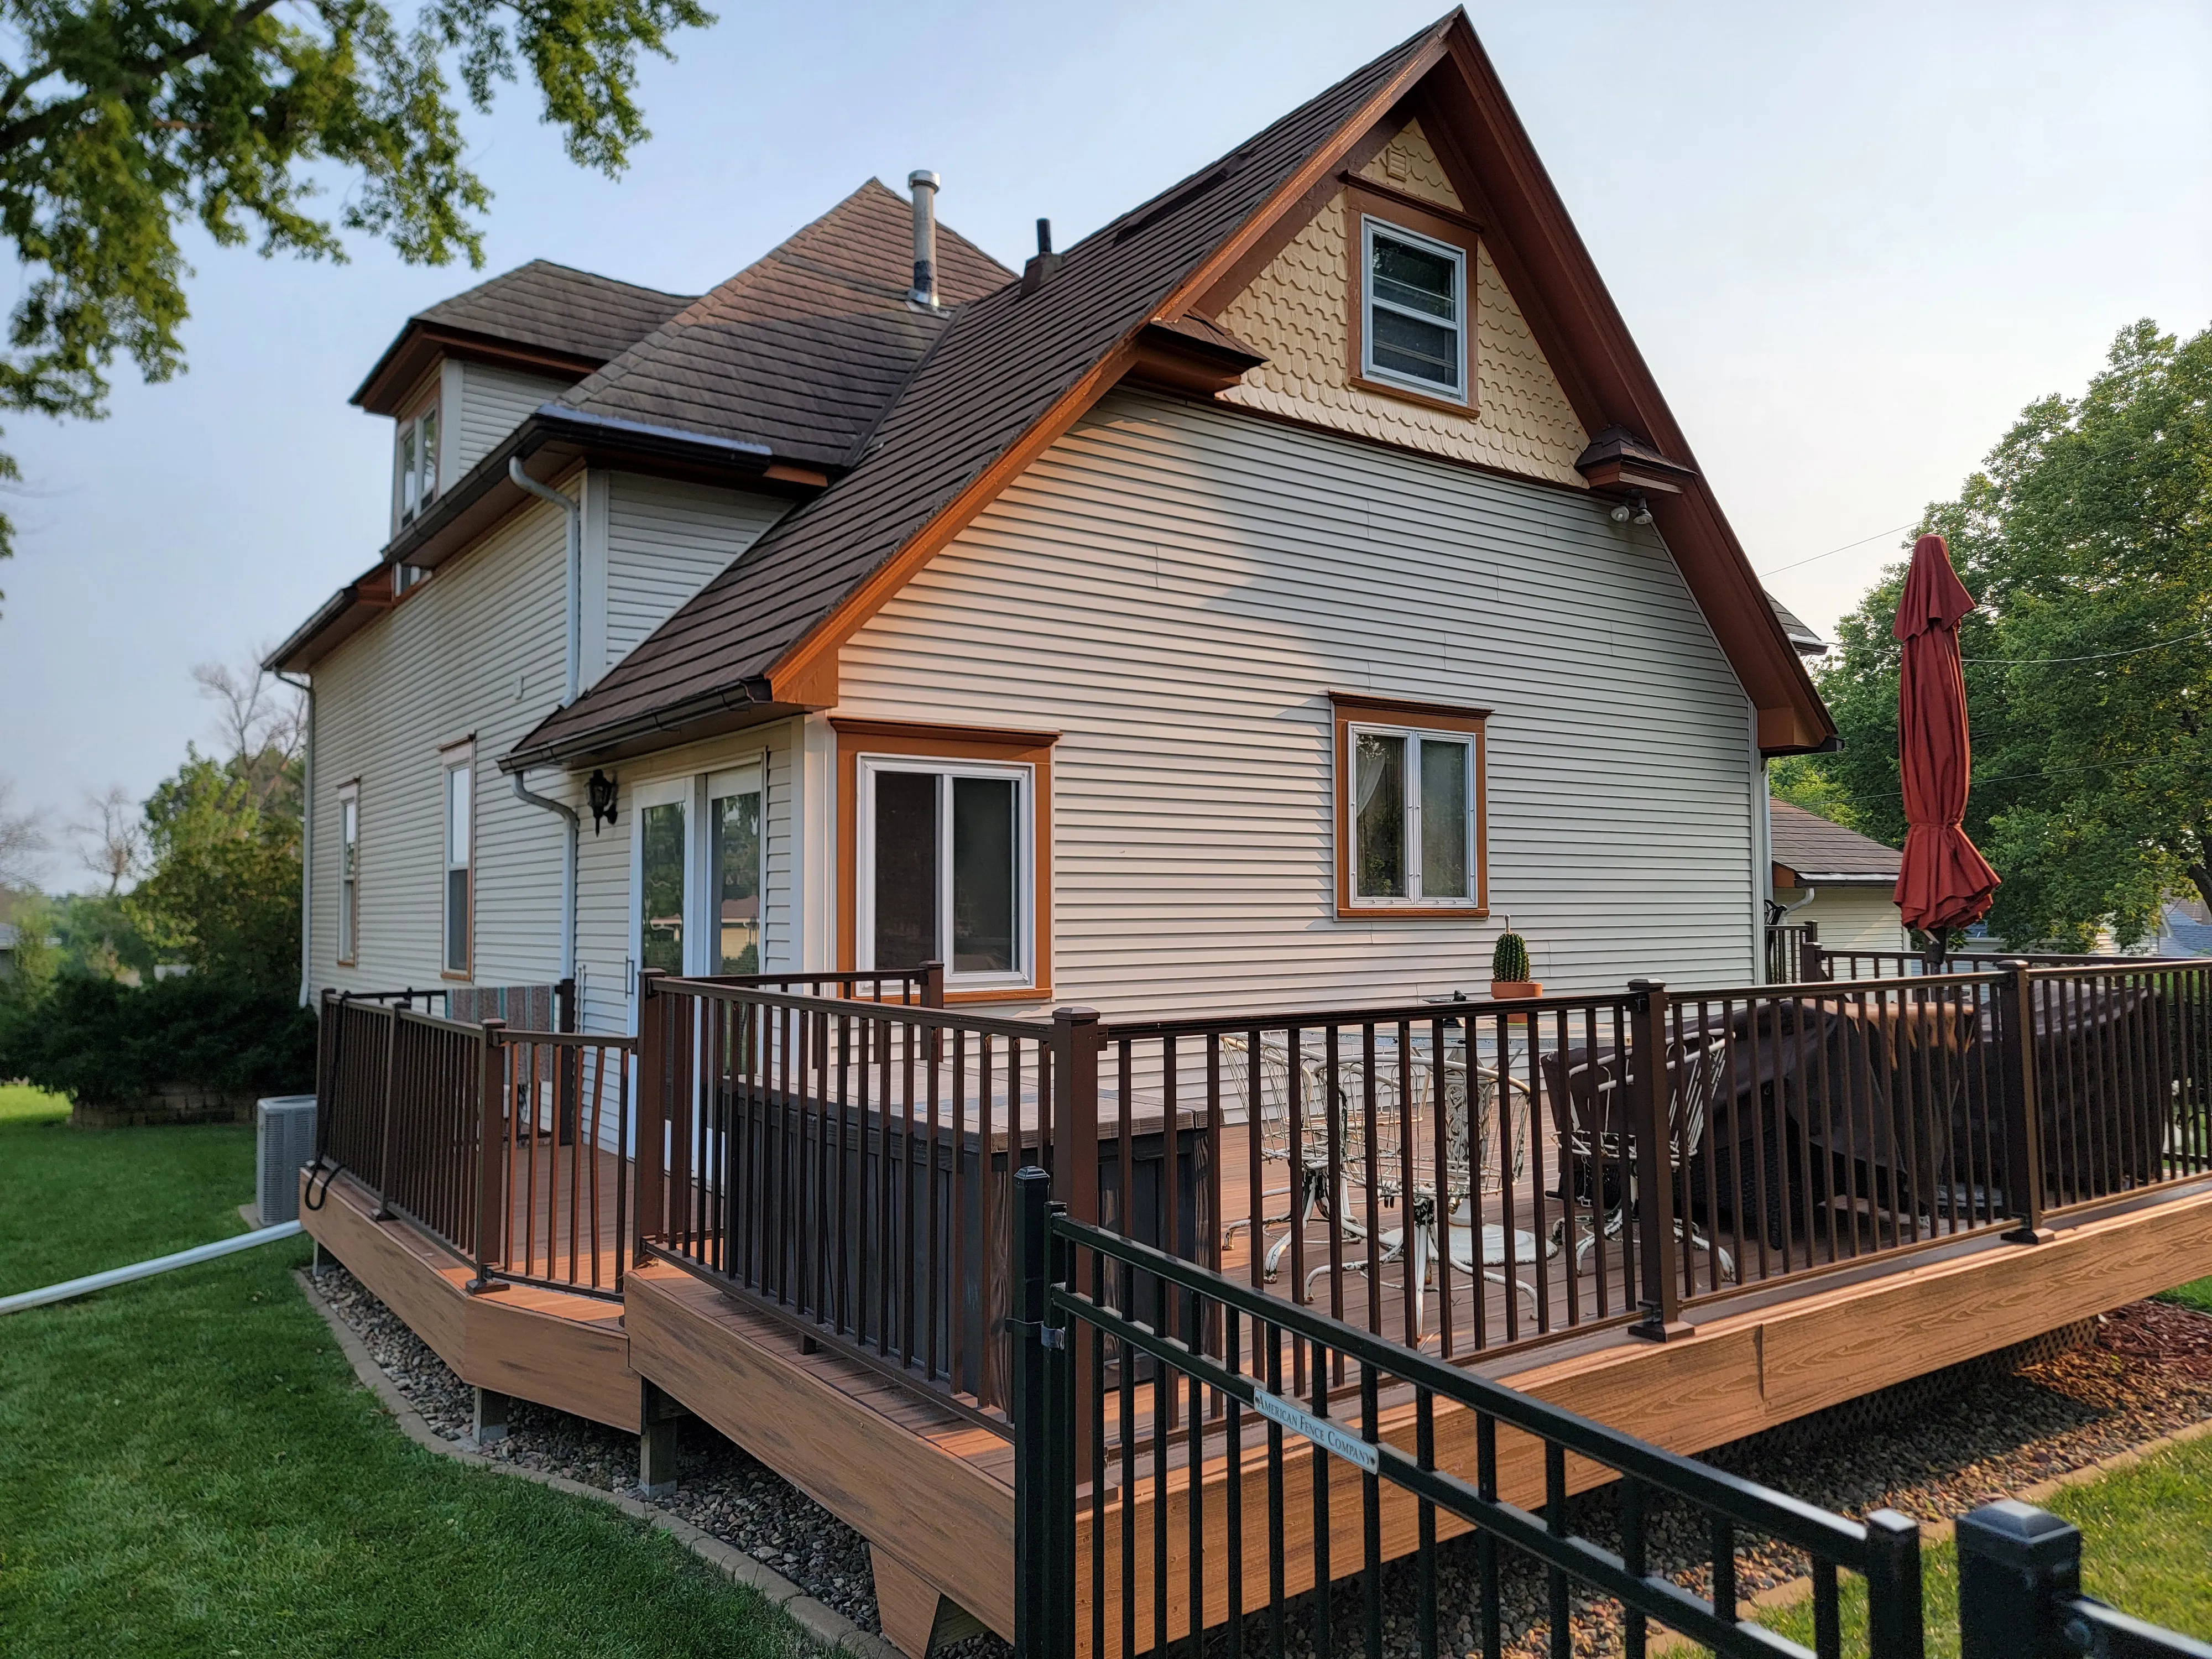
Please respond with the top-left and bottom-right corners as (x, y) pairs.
(300, 1164), (639, 1431)
(299, 1142), (2212, 1656)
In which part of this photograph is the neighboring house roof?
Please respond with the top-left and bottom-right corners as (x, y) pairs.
(555, 180), (1013, 472)
(506, 9), (1836, 771)
(353, 261), (699, 413)
(1770, 799), (1901, 888)
(2159, 903), (2212, 957)
(1767, 593), (1827, 656)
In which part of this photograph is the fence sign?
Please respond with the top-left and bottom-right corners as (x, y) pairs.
(1249, 1385), (1381, 1475)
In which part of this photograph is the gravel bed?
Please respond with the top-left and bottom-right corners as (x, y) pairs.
(309, 1263), (2212, 1658)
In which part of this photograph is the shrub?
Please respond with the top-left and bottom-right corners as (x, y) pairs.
(0, 972), (314, 1107)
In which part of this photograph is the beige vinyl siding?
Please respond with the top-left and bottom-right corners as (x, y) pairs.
(570, 719), (800, 1037)
(1781, 886), (1908, 954)
(454, 363), (573, 473)
(601, 472), (788, 677)
(836, 388), (1759, 1019)
(307, 492), (575, 1002)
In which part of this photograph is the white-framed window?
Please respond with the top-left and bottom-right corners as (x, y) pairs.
(397, 405), (440, 525)
(629, 759), (768, 987)
(1359, 216), (1468, 403)
(442, 749), (472, 975)
(633, 776), (691, 979)
(708, 764), (764, 974)
(855, 756), (1031, 989)
(1337, 712), (1485, 914)
(337, 782), (360, 965)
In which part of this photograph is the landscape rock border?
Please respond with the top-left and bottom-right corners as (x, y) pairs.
(291, 1267), (903, 1659)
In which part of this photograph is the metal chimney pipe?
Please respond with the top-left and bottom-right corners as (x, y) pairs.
(908, 169), (940, 308)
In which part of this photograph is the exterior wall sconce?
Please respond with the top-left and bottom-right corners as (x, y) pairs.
(587, 769), (618, 834)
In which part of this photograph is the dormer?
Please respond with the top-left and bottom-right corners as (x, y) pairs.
(352, 260), (697, 543)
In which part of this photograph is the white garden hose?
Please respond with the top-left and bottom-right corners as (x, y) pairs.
(0, 1221), (302, 1315)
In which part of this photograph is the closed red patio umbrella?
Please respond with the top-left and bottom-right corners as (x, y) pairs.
(1892, 532), (2000, 936)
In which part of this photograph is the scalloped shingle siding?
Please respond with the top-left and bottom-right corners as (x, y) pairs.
(1215, 119), (1589, 486)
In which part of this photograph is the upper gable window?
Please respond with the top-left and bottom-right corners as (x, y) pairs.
(397, 405), (440, 526)
(1359, 217), (1467, 403)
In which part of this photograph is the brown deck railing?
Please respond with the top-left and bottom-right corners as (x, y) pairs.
(637, 970), (1067, 1423)
(630, 958), (2212, 1431)
(312, 990), (638, 1299)
(2027, 961), (2212, 1216)
(481, 1026), (638, 1297)
(1764, 920), (1820, 984)
(1793, 945), (2162, 982)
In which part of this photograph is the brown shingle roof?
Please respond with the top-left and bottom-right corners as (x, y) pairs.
(1770, 799), (1901, 884)
(506, 17), (1452, 768)
(351, 262), (698, 409)
(417, 260), (699, 365)
(557, 180), (1014, 471)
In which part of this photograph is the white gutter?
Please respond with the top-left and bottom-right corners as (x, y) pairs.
(508, 456), (581, 706)
(512, 771), (578, 979)
(277, 669), (314, 1006)
(0, 1222), (302, 1315)
(505, 456), (585, 983)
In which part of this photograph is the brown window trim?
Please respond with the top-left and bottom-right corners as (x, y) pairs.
(1341, 179), (1479, 418)
(440, 738), (474, 983)
(1331, 691), (1489, 921)
(831, 717), (1058, 1005)
(336, 779), (361, 967)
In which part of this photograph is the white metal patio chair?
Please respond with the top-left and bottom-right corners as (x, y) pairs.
(1218, 1032), (1343, 1280)
(1314, 1043), (1551, 1335)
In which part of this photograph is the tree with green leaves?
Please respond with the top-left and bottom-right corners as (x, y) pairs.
(0, 0), (713, 598)
(1806, 320), (2212, 950)
(126, 743), (300, 990)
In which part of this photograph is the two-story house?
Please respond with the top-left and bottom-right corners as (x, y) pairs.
(271, 8), (1834, 1038)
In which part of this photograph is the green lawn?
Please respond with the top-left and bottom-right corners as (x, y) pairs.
(0, 1083), (807, 1658)
(1761, 1426), (2212, 1657)
(2158, 1274), (2212, 1314)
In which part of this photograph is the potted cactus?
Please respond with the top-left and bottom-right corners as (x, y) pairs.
(1489, 924), (1541, 1000)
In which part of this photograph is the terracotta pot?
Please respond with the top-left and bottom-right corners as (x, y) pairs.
(1489, 980), (1542, 1000)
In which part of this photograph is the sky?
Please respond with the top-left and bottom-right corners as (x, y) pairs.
(1, 0), (2207, 889)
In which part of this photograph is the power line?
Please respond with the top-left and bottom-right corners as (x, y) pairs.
(1799, 750), (2211, 808)
(1961, 623), (2212, 665)
(1754, 521), (1922, 578)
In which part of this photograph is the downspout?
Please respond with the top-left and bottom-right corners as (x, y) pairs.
(509, 456), (581, 705)
(277, 669), (314, 1006)
(508, 456), (583, 983)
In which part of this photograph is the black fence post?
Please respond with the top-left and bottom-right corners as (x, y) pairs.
(1626, 980), (1687, 1340)
(1997, 961), (2052, 1244)
(1958, 1500), (2079, 1659)
(1863, 1507), (1926, 1659)
(1011, 1165), (1073, 1658)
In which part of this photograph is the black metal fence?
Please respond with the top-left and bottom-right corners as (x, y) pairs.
(1009, 1167), (1926, 1658)
(1012, 1168), (2212, 1659)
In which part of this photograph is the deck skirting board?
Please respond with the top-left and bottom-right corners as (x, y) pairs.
(295, 1167), (640, 1432)
(622, 1261), (1018, 1643)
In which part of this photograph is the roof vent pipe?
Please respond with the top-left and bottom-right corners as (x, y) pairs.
(1021, 218), (1062, 296)
(907, 170), (940, 309)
